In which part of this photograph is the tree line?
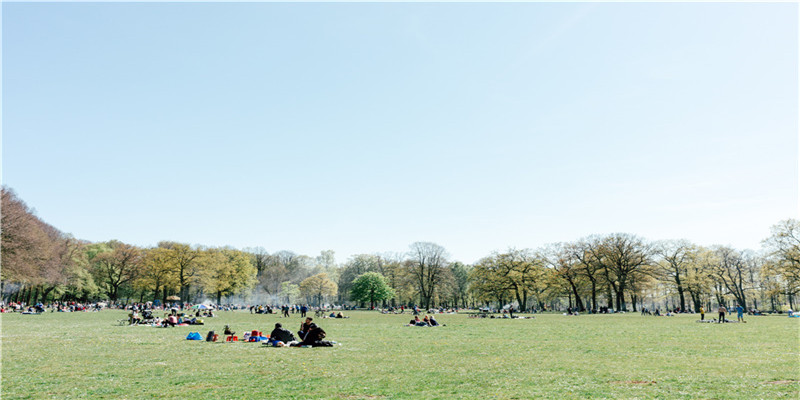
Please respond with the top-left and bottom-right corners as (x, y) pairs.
(2, 187), (798, 311)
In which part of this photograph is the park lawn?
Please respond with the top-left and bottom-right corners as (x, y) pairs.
(1, 310), (798, 399)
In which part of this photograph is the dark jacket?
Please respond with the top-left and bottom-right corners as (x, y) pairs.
(300, 326), (326, 346)
(270, 327), (295, 343)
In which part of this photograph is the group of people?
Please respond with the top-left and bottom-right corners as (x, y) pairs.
(265, 318), (334, 347)
(407, 315), (440, 327)
(127, 307), (212, 327)
(698, 306), (746, 323)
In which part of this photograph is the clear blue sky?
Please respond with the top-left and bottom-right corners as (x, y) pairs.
(3, 2), (798, 264)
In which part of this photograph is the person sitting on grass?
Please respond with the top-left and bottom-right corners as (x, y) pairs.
(293, 323), (333, 347)
(163, 314), (178, 327)
(336, 312), (345, 319)
(428, 315), (439, 326)
(224, 325), (235, 336)
(129, 310), (142, 325)
(298, 317), (314, 340)
(268, 323), (296, 347)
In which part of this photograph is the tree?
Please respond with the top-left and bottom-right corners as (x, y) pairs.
(243, 247), (270, 275)
(763, 219), (800, 307)
(711, 246), (752, 309)
(448, 262), (471, 308)
(567, 239), (604, 312)
(654, 240), (696, 311)
(408, 242), (449, 309)
(350, 272), (395, 309)
(544, 244), (586, 311)
(299, 273), (338, 306)
(158, 242), (201, 302)
(592, 234), (652, 311)
(278, 281), (300, 304)
(469, 257), (512, 307)
(198, 248), (258, 305)
(89, 241), (142, 301)
(337, 254), (382, 302)
(135, 247), (177, 303)
(1, 187), (52, 288)
(316, 250), (337, 270)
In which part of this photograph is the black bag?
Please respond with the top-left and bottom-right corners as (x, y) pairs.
(206, 331), (215, 342)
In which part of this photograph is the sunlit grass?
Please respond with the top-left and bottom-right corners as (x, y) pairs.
(2, 310), (798, 399)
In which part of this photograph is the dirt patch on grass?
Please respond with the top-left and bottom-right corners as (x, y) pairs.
(764, 380), (799, 385)
(610, 380), (656, 385)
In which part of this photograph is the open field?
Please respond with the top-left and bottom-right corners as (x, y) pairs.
(2, 310), (798, 399)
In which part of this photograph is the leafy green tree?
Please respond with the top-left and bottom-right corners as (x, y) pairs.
(350, 272), (395, 309)
(338, 254), (382, 302)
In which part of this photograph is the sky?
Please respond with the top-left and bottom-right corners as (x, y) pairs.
(2, 2), (798, 264)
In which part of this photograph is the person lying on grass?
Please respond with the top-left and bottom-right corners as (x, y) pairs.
(408, 316), (432, 327)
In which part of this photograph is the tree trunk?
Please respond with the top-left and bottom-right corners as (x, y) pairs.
(42, 286), (55, 304)
(676, 283), (686, 312)
(568, 281), (585, 311)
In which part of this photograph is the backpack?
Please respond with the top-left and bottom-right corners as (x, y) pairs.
(206, 331), (215, 341)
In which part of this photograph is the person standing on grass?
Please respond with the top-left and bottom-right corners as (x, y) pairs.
(700, 306), (705, 321)
(718, 305), (727, 323)
(736, 305), (744, 322)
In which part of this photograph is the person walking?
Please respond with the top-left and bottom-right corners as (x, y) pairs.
(717, 305), (727, 323)
(700, 306), (705, 321)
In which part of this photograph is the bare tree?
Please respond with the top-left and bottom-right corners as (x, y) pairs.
(591, 233), (651, 311)
(654, 240), (695, 311)
(711, 246), (752, 309)
(1, 187), (52, 288)
(544, 244), (586, 311)
(568, 239), (604, 312)
(408, 242), (448, 309)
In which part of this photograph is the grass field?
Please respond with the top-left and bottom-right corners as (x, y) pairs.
(2, 310), (798, 399)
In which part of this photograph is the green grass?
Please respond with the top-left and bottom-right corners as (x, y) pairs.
(2, 310), (798, 399)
